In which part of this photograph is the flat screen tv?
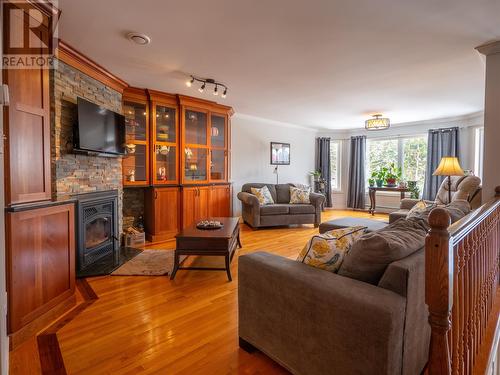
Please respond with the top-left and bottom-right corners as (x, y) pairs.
(74, 97), (126, 155)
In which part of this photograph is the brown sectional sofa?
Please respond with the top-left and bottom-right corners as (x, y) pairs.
(237, 183), (325, 228)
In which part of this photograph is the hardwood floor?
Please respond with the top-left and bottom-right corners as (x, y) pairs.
(10, 209), (388, 375)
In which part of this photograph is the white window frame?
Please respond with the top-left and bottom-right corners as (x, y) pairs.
(365, 134), (427, 194)
(330, 140), (342, 192)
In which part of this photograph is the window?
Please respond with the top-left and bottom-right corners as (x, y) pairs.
(474, 127), (484, 180)
(366, 135), (427, 193)
(330, 141), (341, 190)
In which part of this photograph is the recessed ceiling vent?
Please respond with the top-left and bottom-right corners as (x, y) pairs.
(127, 32), (151, 45)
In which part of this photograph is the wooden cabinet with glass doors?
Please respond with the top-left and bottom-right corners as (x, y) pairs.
(148, 90), (178, 185)
(179, 95), (232, 184)
(122, 88), (149, 186)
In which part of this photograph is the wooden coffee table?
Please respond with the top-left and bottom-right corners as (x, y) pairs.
(170, 217), (242, 281)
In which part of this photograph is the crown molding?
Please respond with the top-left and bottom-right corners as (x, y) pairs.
(476, 40), (500, 56)
(56, 40), (129, 94)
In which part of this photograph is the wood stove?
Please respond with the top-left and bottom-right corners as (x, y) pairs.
(74, 190), (119, 277)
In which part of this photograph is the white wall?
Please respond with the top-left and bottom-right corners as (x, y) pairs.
(231, 114), (317, 215)
(478, 42), (500, 201)
(318, 112), (484, 211)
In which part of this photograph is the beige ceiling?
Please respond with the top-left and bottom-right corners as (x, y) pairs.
(57, 0), (500, 129)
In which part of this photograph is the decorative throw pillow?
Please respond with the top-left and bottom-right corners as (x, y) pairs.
(289, 187), (310, 204)
(296, 226), (367, 272)
(338, 218), (428, 284)
(407, 200), (436, 222)
(250, 186), (275, 205)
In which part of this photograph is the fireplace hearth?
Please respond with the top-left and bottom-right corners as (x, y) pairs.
(74, 190), (120, 277)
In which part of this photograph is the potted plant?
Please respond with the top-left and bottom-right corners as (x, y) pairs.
(407, 181), (420, 199)
(385, 163), (402, 187)
(376, 168), (386, 187)
(309, 170), (321, 182)
(368, 178), (375, 187)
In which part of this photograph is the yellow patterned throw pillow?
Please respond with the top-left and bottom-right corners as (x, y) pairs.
(250, 186), (275, 205)
(296, 226), (367, 272)
(289, 186), (310, 204)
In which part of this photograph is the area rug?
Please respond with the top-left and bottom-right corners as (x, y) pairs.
(111, 249), (180, 276)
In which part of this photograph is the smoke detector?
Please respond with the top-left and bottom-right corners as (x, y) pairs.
(127, 32), (151, 45)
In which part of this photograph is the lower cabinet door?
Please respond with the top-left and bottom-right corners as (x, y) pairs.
(145, 187), (179, 242)
(6, 203), (75, 335)
(181, 187), (198, 229)
(209, 185), (231, 217)
(196, 186), (210, 221)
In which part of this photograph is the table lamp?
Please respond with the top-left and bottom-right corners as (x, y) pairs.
(432, 156), (465, 203)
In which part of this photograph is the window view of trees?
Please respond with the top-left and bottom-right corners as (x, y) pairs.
(330, 142), (339, 190)
(402, 137), (427, 192)
(366, 136), (427, 194)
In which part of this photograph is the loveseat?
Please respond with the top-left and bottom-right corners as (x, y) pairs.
(237, 183), (325, 228)
(389, 175), (481, 223)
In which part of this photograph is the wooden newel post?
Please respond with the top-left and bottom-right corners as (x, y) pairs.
(425, 207), (452, 375)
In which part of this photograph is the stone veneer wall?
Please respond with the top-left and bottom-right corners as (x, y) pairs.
(52, 60), (124, 232)
(122, 188), (145, 230)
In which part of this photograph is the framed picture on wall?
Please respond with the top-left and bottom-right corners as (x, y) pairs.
(270, 142), (290, 165)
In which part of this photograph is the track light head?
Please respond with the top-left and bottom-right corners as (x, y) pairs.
(186, 76), (194, 87)
(198, 83), (206, 93)
(221, 88), (227, 98)
(213, 85), (219, 96)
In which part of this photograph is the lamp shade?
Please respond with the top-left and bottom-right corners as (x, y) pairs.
(433, 157), (465, 176)
(365, 114), (390, 131)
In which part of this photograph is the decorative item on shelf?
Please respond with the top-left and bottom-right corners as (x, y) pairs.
(365, 114), (390, 131)
(156, 145), (170, 155)
(196, 220), (224, 230)
(127, 169), (135, 182)
(186, 75), (228, 98)
(185, 147), (193, 159)
(158, 167), (167, 181)
(189, 163), (198, 178)
(433, 156), (465, 203)
(211, 126), (219, 137)
(125, 144), (136, 154)
(407, 181), (420, 199)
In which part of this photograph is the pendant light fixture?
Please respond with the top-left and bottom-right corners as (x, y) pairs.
(186, 75), (228, 99)
(365, 114), (390, 131)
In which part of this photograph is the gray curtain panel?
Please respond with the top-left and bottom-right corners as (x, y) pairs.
(347, 136), (366, 209)
(423, 127), (460, 200)
(316, 137), (332, 207)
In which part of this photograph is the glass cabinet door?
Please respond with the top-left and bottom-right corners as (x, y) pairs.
(123, 144), (148, 183)
(210, 149), (226, 181)
(185, 110), (207, 145)
(124, 101), (147, 142)
(210, 114), (226, 148)
(184, 147), (207, 181)
(155, 145), (176, 182)
(155, 106), (176, 143)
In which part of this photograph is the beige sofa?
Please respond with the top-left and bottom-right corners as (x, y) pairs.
(389, 175), (481, 223)
(237, 183), (325, 228)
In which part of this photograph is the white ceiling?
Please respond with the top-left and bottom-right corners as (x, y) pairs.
(57, 0), (500, 130)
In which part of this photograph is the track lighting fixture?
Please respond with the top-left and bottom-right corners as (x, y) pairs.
(187, 75), (228, 99)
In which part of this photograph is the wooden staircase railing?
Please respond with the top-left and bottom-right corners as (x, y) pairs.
(425, 186), (500, 375)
